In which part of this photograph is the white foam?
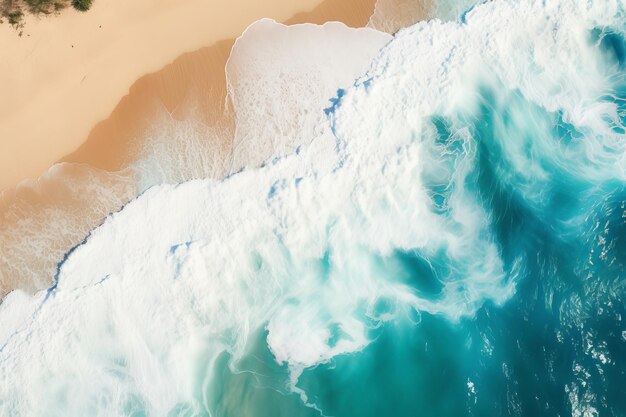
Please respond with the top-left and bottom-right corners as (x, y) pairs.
(226, 19), (391, 171)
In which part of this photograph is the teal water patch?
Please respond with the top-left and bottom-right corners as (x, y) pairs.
(592, 27), (626, 69)
(298, 314), (471, 417)
(384, 250), (445, 297)
(592, 27), (626, 136)
(204, 329), (320, 417)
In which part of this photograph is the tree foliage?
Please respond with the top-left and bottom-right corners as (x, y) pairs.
(1, 0), (93, 28)
(72, 0), (91, 12)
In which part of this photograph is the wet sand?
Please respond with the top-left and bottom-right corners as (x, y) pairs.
(368, 0), (429, 33)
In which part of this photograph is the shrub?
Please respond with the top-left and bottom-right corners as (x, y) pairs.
(0, 0), (92, 28)
(25, 0), (57, 14)
(7, 10), (24, 27)
(72, 0), (91, 11)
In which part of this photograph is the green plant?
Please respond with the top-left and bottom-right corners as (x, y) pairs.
(72, 0), (91, 11)
(25, 0), (57, 14)
(7, 9), (23, 27)
(0, 0), (91, 29)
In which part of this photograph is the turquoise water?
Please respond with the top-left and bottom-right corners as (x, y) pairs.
(201, 31), (626, 417)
